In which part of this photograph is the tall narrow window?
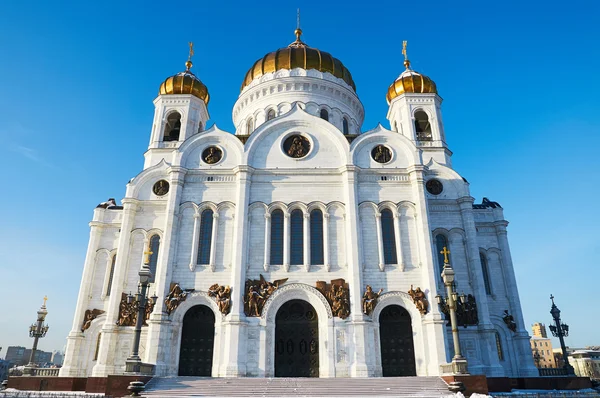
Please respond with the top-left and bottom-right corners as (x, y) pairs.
(310, 209), (324, 265)
(270, 210), (284, 265)
(435, 234), (450, 274)
(106, 254), (116, 297)
(164, 112), (182, 141)
(414, 110), (432, 141)
(381, 209), (397, 264)
(320, 109), (329, 121)
(342, 118), (349, 135)
(198, 121), (203, 133)
(480, 252), (492, 295)
(148, 235), (160, 283)
(247, 118), (254, 134)
(197, 209), (214, 264)
(290, 209), (304, 265)
(495, 332), (504, 361)
(267, 109), (276, 121)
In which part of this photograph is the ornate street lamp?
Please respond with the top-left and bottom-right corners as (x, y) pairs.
(548, 295), (575, 375)
(24, 297), (50, 375)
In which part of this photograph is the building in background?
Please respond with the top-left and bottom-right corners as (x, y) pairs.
(570, 349), (600, 380)
(51, 351), (64, 366)
(0, 359), (8, 382)
(530, 324), (556, 368)
(4, 346), (52, 367)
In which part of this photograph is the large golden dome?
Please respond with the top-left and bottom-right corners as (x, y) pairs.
(386, 56), (437, 104)
(241, 29), (356, 92)
(159, 59), (210, 105)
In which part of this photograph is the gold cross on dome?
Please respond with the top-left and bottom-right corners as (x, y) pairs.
(43, 295), (48, 306)
(188, 42), (194, 61)
(440, 246), (451, 264)
(143, 249), (154, 265)
(402, 40), (408, 60)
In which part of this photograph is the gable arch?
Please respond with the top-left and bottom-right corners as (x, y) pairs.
(127, 159), (170, 199)
(178, 125), (244, 169)
(351, 124), (420, 168)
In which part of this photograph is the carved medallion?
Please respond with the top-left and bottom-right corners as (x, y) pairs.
(316, 279), (350, 319)
(283, 134), (310, 159)
(202, 146), (223, 164)
(208, 283), (232, 315)
(165, 283), (194, 315)
(371, 145), (392, 164)
(244, 274), (288, 317)
(152, 179), (169, 196)
(407, 285), (429, 315)
(81, 309), (105, 332)
(362, 285), (384, 316)
(425, 179), (443, 195)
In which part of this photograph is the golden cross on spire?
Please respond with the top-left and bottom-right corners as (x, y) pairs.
(185, 41), (194, 71)
(402, 40), (411, 69)
(440, 246), (451, 264)
(294, 8), (303, 43)
(143, 249), (154, 265)
(43, 295), (48, 306)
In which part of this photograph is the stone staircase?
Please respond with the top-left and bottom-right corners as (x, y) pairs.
(143, 376), (453, 397)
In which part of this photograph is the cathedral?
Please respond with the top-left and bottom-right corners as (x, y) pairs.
(60, 28), (538, 379)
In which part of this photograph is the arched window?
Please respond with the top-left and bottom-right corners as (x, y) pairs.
(414, 110), (432, 141)
(267, 109), (276, 121)
(197, 209), (214, 264)
(164, 112), (182, 141)
(480, 252), (492, 295)
(148, 235), (160, 283)
(495, 332), (504, 361)
(198, 121), (203, 133)
(342, 118), (349, 135)
(320, 109), (329, 121)
(246, 118), (254, 134)
(435, 234), (450, 274)
(380, 209), (397, 264)
(106, 254), (116, 297)
(310, 209), (324, 265)
(270, 210), (284, 265)
(290, 209), (304, 265)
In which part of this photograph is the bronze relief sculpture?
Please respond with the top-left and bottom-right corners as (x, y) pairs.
(116, 293), (155, 326)
(408, 285), (429, 315)
(202, 146), (223, 164)
(165, 283), (194, 315)
(81, 309), (105, 332)
(503, 309), (517, 332)
(371, 145), (392, 164)
(283, 134), (310, 158)
(316, 279), (350, 319)
(152, 179), (170, 196)
(208, 283), (232, 315)
(362, 285), (383, 315)
(244, 274), (288, 316)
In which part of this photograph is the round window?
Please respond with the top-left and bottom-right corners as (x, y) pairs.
(371, 145), (392, 163)
(426, 179), (443, 195)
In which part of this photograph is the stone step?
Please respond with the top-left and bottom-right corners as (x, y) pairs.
(144, 376), (452, 397)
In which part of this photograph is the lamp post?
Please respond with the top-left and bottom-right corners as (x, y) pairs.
(24, 297), (50, 375)
(548, 295), (575, 375)
(435, 247), (469, 376)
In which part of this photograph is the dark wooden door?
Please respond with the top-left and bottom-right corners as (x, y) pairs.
(178, 305), (215, 376)
(379, 305), (416, 376)
(275, 300), (319, 377)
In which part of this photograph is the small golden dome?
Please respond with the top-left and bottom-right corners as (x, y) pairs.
(159, 43), (209, 105)
(386, 42), (437, 104)
(241, 29), (356, 92)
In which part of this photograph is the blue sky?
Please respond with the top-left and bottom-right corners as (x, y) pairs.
(1, 0), (599, 356)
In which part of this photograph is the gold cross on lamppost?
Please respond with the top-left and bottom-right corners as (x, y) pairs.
(143, 249), (153, 265)
(440, 246), (451, 264)
(43, 296), (48, 306)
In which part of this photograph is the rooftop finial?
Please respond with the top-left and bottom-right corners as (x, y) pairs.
(402, 40), (411, 70)
(43, 295), (48, 307)
(185, 41), (194, 71)
(294, 8), (303, 42)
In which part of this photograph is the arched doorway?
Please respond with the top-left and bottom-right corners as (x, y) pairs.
(178, 305), (215, 376)
(275, 299), (319, 377)
(379, 305), (416, 376)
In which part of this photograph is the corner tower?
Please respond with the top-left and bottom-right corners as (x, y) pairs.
(145, 43), (210, 169)
(386, 42), (450, 165)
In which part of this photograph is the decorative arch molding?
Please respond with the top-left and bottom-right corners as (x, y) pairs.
(129, 228), (164, 241)
(324, 201), (345, 215)
(196, 201), (219, 215)
(371, 291), (422, 323)
(127, 159), (170, 198)
(248, 201), (268, 213)
(307, 201), (328, 213)
(169, 291), (222, 325)
(267, 201), (288, 213)
(287, 201), (309, 214)
(178, 124), (244, 167)
(261, 283), (333, 322)
(489, 314), (518, 377)
(350, 124), (419, 165)
(216, 201), (236, 213)
(378, 201), (399, 216)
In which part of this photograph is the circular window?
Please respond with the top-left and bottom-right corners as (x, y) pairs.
(202, 146), (223, 164)
(426, 179), (443, 195)
(371, 145), (392, 164)
(152, 180), (169, 196)
(283, 134), (311, 159)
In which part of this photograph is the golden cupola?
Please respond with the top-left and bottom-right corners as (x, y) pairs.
(386, 42), (437, 104)
(159, 43), (210, 105)
(241, 28), (356, 92)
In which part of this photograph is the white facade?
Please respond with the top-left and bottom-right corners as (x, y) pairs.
(60, 35), (537, 379)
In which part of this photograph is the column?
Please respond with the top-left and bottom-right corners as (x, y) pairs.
(209, 212), (219, 271)
(221, 165), (252, 376)
(374, 212), (385, 271)
(495, 220), (538, 376)
(303, 212), (310, 271)
(457, 196), (503, 375)
(189, 213), (201, 271)
(393, 213), (404, 271)
(263, 213), (271, 271)
(92, 199), (139, 376)
(283, 213), (290, 271)
(323, 213), (330, 271)
(60, 212), (105, 377)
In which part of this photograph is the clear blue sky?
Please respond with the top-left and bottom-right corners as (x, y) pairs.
(1, 0), (599, 356)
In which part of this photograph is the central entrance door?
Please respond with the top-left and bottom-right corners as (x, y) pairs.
(379, 305), (416, 376)
(178, 305), (215, 376)
(275, 299), (319, 377)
